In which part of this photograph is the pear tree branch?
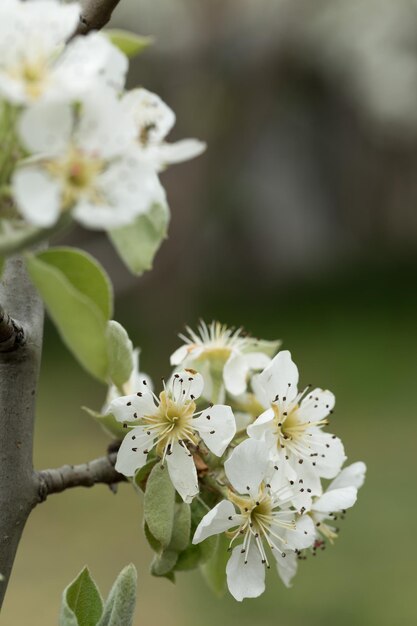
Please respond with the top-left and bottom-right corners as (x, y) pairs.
(36, 452), (126, 500)
(76, 0), (123, 35)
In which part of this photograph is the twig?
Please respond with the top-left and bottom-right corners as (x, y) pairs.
(36, 453), (126, 500)
(75, 0), (122, 36)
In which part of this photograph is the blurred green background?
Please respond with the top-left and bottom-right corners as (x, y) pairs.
(3, 0), (417, 624)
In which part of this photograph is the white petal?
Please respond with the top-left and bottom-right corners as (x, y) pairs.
(108, 386), (156, 423)
(226, 542), (265, 602)
(251, 373), (270, 408)
(257, 350), (299, 405)
(313, 487), (357, 514)
(285, 514), (315, 550)
(169, 370), (204, 402)
(57, 33), (128, 94)
(275, 550), (298, 588)
(76, 88), (136, 159)
(18, 101), (73, 154)
(223, 354), (249, 397)
(247, 408), (275, 441)
(96, 155), (165, 218)
(12, 167), (61, 227)
(309, 432), (346, 479)
(115, 426), (154, 477)
(243, 352), (271, 370)
(193, 405), (236, 456)
(170, 345), (189, 366)
(224, 438), (270, 497)
(147, 139), (206, 170)
(328, 461), (367, 491)
(72, 199), (137, 231)
(193, 500), (238, 544)
(298, 388), (335, 422)
(122, 88), (176, 143)
(166, 441), (199, 503)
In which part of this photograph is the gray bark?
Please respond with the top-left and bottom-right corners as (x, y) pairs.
(0, 256), (44, 609)
(76, 0), (122, 35)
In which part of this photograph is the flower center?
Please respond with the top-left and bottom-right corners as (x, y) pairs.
(47, 147), (104, 209)
(143, 391), (197, 457)
(11, 55), (49, 100)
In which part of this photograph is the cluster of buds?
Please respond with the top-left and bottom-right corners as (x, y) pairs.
(108, 322), (366, 601)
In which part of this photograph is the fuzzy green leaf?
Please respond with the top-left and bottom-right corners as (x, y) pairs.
(59, 566), (103, 626)
(108, 202), (169, 276)
(106, 29), (153, 57)
(26, 249), (112, 381)
(97, 564), (137, 626)
(201, 533), (230, 596)
(82, 406), (127, 439)
(106, 321), (134, 389)
(134, 458), (158, 493)
(169, 502), (191, 553)
(144, 463), (175, 549)
(150, 550), (178, 577)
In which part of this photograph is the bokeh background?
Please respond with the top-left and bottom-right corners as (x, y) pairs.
(3, 0), (417, 624)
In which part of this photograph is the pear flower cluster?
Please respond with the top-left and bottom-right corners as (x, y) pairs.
(0, 0), (205, 230)
(108, 321), (366, 601)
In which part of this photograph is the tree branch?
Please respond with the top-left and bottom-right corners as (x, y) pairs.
(36, 453), (126, 500)
(0, 304), (25, 352)
(0, 256), (44, 609)
(75, 0), (122, 35)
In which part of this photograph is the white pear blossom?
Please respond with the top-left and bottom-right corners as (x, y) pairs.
(193, 439), (315, 601)
(104, 349), (152, 411)
(12, 89), (165, 229)
(122, 88), (206, 171)
(311, 461), (366, 544)
(170, 321), (276, 401)
(0, 1), (127, 104)
(109, 370), (236, 503)
(248, 350), (346, 505)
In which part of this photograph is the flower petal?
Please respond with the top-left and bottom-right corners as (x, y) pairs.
(313, 486), (357, 514)
(12, 167), (61, 227)
(274, 550), (298, 588)
(170, 345), (190, 366)
(309, 432), (346, 479)
(224, 438), (270, 497)
(108, 386), (156, 423)
(166, 441), (199, 503)
(226, 542), (265, 602)
(122, 88), (176, 143)
(18, 100), (73, 154)
(193, 404), (236, 456)
(244, 352), (271, 370)
(170, 370), (204, 402)
(115, 426), (154, 476)
(328, 461), (367, 491)
(298, 388), (335, 422)
(223, 354), (249, 397)
(257, 350), (299, 405)
(145, 139), (206, 170)
(246, 407), (275, 441)
(285, 514), (315, 550)
(193, 500), (239, 544)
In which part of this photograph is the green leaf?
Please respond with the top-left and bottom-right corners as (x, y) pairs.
(36, 248), (113, 319)
(82, 406), (127, 439)
(144, 463), (175, 549)
(108, 202), (170, 276)
(97, 564), (137, 626)
(134, 458), (158, 493)
(169, 503), (191, 553)
(26, 248), (112, 381)
(105, 29), (153, 58)
(201, 533), (230, 597)
(106, 321), (134, 389)
(150, 550), (178, 577)
(60, 567), (103, 626)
